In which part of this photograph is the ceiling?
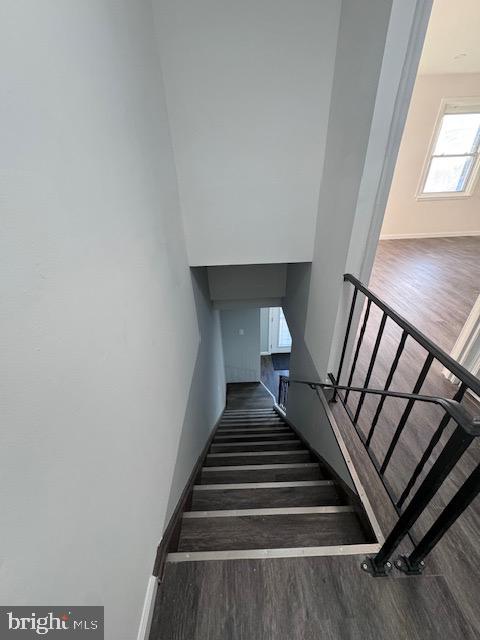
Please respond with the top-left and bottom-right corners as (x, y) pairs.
(153, 0), (342, 266)
(418, 0), (480, 74)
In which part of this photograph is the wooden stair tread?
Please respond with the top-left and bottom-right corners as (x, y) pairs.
(200, 463), (324, 484)
(213, 432), (295, 442)
(210, 441), (303, 453)
(191, 482), (343, 510)
(204, 451), (312, 466)
(178, 512), (367, 551)
(167, 402), (376, 563)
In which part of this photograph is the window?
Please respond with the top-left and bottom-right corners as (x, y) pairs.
(268, 308), (291, 353)
(419, 101), (480, 198)
(277, 309), (292, 348)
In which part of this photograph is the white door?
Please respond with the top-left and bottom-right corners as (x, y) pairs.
(269, 308), (292, 353)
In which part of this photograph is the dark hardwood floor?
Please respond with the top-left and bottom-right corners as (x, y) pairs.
(152, 554), (475, 639)
(226, 382), (273, 409)
(370, 236), (480, 354)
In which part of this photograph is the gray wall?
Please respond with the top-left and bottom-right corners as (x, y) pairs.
(0, 5), (225, 640)
(165, 268), (226, 518)
(283, 264), (355, 491)
(221, 309), (261, 382)
(281, 0), (419, 492)
(208, 264), (287, 303)
(260, 309), (270, 353)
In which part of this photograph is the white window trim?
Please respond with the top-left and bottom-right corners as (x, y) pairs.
(416, 97), (480, 201)
(268, 308), (291, 354)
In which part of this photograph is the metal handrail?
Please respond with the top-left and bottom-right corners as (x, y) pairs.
(284, 378), (480, 436)
(277, 270), (480, 578)
(278, 374), (480, 576)
(343, 273), (480, 397)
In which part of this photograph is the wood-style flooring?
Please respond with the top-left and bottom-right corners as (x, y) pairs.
(226, 381), (273, 409)
(334, 236), (480, 635)
(370, 236), (480, 353)
(153, 555), (474, 640)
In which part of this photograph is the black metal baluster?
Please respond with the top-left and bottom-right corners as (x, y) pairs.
(364, 423), (474, 576)
(380, 353), (434, 475)
(397, 383), (467, 508)
(397, 461), (480, 574)
(353, 312), (387, 424)
(333, 287), (358, 401)
(345, 298), (372, 404)
(366, 330), (408, 447)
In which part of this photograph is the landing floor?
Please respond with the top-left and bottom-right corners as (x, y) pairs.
(150, 554), (475, 639)
(226, 382), (273, 410)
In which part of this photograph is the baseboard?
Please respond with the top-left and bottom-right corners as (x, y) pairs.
(136, 575), (158, 640)
(380, 230), (480, 240)
(152, 410), (224, 579)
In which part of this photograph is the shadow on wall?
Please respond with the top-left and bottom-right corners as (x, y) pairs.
(164, 267), (226, 521)
(283, 263), (355, 491)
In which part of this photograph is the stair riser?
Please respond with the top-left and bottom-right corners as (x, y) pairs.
(220, 417), (283, 422)
(219, 423), (285, 430)
(223, 410), (277, 415)
(217, 424), (286, 430)
(178, 512), (365, 551)
(217, 427), (289, 434)
(191, 485), (342, 510)
(210, 442), (303, 453)
(200, 467), (324, 484)
(204, 452), (312, 466)
(219, 422), (284, 427)
(213, 434), (296, 443)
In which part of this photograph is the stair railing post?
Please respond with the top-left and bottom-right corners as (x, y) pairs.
(362, 423), (474, 576)
(396, 462), (480, 574)
(333, 286), (358, 402)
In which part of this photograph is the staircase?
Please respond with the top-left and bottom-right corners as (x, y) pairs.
(168, 406), (375, 561)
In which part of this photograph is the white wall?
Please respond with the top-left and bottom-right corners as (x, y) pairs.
(221, 309), (261, 382)
(303, 0), (394, 379)
(0, 4), (224, 640)
(381, 73), (480, 239)
(153, 0), (342, 266)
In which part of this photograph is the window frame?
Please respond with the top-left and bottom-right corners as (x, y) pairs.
(417, 98), (480, 200)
